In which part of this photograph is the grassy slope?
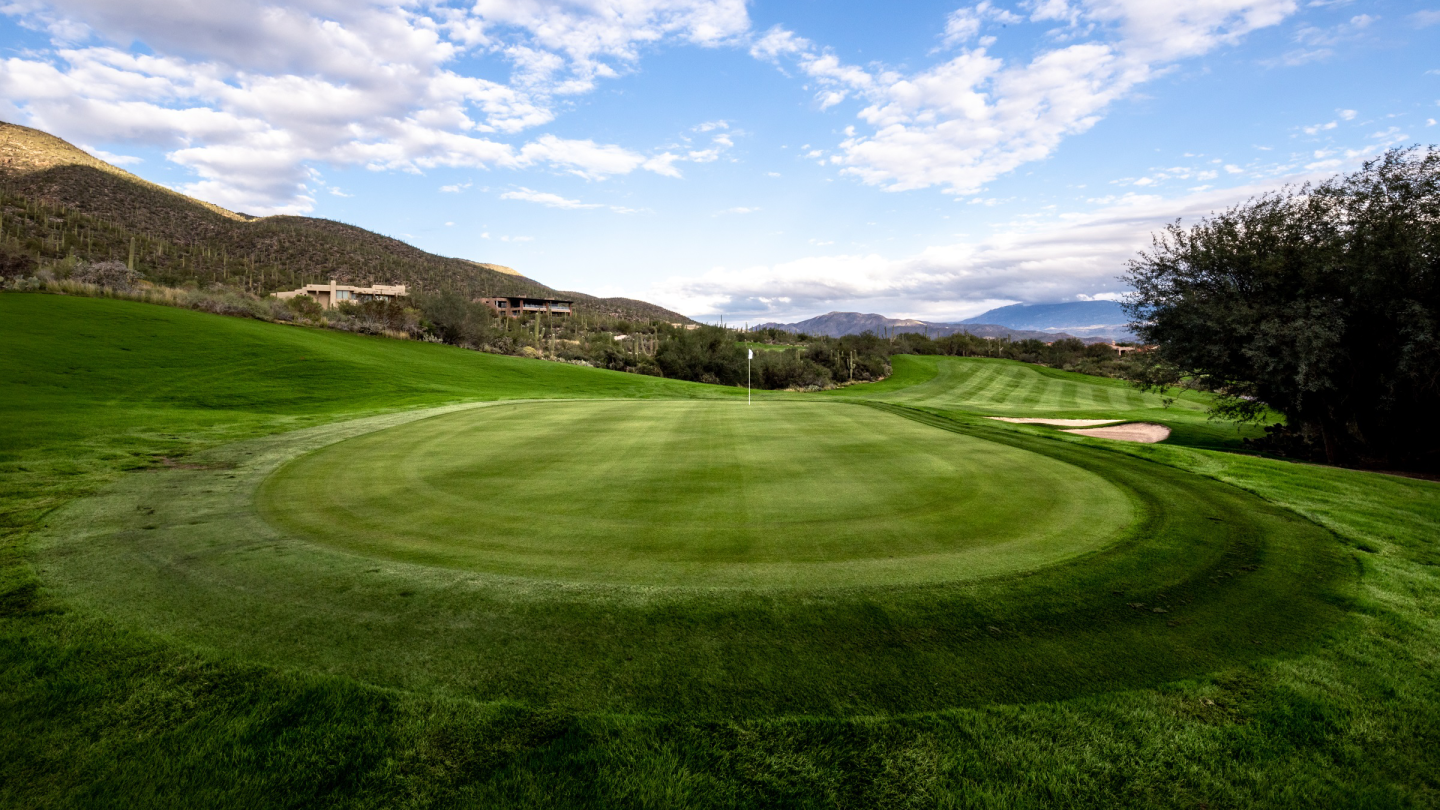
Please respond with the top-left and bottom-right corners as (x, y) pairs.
(833, 354), (1263, 449)
(0, 293), (735, 634)
(2, 293), (1439, 807)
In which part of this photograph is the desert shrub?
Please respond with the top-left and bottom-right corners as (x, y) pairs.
(0, 246), (38, 279)
(416, 290), (493, 346)
(285, 294), (324, 321)
(331, 297), (421, 336)
(655, 325), (745, 384)
(72, 260), (140, 289)
(756, 349), (832, 390)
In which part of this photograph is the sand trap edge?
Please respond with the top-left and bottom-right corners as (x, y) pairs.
(988, 417), (1125, 427)
(1061, 423), (1172, 443)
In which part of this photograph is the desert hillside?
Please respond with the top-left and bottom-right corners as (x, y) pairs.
(0, 121), (688, 322)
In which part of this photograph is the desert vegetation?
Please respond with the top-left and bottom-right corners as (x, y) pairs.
(0, 122), (685, 323)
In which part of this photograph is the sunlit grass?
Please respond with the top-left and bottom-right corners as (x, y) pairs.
(3, 293), (1438, 807)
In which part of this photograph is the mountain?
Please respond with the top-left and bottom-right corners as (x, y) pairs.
(0, 121), (688, 323)
(754, 311), (1094, 342)
(962, 301), (1134, 340)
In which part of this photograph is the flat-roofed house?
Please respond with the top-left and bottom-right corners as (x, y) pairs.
(476, 296), (573, 318)
(274, 281), (407, 310)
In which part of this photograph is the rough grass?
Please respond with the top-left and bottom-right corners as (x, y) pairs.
(3, 293), (1439, 807)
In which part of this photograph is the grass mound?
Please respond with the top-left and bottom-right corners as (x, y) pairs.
(258, 400), (1132, 587)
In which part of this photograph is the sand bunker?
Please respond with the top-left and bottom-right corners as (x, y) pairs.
(1062, 423), (1171, 443)
(987, 417), (1124, 427)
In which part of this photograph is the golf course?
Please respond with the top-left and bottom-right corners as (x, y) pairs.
(4, 292), (1439, 806)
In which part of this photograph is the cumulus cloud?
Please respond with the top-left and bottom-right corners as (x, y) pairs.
(1266, 12), (1376, 66)
(753, 0), (1297, 195)
(501, 185), (640, 213)
(0, 0), (747, 213)
(644, 171), (1344, 321)
(502, 186), (603, 208)
(942, 3), (1022, 46)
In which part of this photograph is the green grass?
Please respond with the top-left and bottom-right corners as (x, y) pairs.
(4, 292), (1440, 807)
(257, 400), (1131, 587)
(831, 355), (1267, 449)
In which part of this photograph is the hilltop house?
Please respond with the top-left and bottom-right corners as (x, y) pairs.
(274, 281), (407, 309)
(476, 296), (573, 318)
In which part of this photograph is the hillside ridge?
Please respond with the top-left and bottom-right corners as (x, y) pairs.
(0, 121), (688, 322)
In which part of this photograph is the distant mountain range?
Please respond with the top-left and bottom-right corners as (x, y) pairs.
(963, 301), (1134, 339)
(0, 121), (689, 323)
(757, 301), (1136, 342)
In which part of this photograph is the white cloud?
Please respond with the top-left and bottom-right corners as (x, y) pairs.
(1268, 12), (1375, 65)
(942, 3), (1022, 46)
(1303, 121), (1337, 134)
(642, 152), (683, 178)
(515, 133), (652, 178)
(685, 132), (734, 163)
(502, 186), (603, 209)
(1338, 108), (1357, 120)
(646, 171), (1351, 321)
(440, 182), (472, 193)
(0, 0), (745, 213)
(499, 186), (639, 213)
(1410, 9), (1440, 27)
(81, 144), (141, 165)
(754, 0), (1297, 195)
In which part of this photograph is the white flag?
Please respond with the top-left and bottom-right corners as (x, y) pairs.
(748, 349), (754, 359)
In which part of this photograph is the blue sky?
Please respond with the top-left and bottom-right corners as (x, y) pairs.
(1, 0), (1436, 322)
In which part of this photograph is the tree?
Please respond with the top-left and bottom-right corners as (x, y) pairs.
(416, 290), (491, 346)
(655, 325), (745, 384)
(1123, 147), (1440, 468)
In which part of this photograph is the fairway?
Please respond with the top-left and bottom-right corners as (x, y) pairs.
(260, 400), (1132, 587)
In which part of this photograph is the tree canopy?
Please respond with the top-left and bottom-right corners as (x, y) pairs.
(1124, 147), (1440, 468)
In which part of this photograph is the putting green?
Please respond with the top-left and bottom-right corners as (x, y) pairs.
(258, 401), (1134, 587)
